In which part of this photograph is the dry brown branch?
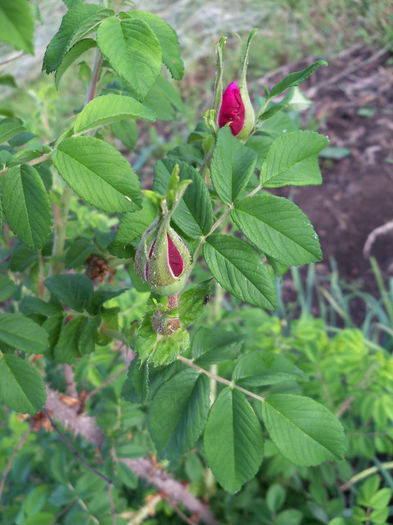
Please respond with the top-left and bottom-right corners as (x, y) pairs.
(45, 387), (218, 525)
(363, 220), (393, 258)
(0, 426), (32, 503)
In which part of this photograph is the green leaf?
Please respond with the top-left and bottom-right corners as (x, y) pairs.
(192, 327), (245, 366)
(275, 510), (303, 525)
(129, 10), (183, 80)
(260, 130), (329, 187)
(74, 94), (156, 134)
(211, 127), (257, 204)
(54, 316), (84, 363)
(261, 394), (345, 466)
(52, 136), (142, 212)
(78, 316), (100, 355)
(369, 488), (392, 510)
(231, 194), (321, 266)
(0, 354), (46, 414)
(111, 119), (138, 150)
(269, 60), (328, 98)
(0, 0), (34, 54)
(0, 74), (17, 88)
(112, 196), (157, 255)
(2, 165), (52, 250)
(0, 313), (48, 354)
(153, 159), (214, 238)
(203, 234), (277, 310)
(43, 4), (112, 73)
(204, 388), (264, 493)
(0, 118), (25, 143)
(266, 483), (286, 513)
(45, 274), (93, 312)
(0, 275), (16, 301)
(20, 297), (61, 317)
(176, 280), (214, 327)
(116, 462), (137, 489)
(233, 349), (307, 387)
(357, 475), (380, 506)
(149, 368), (210, 459)
(65, 237), (94, 269)
(122, 359), (150, 404)
(55, 38), (96, 88)
(142, 75), (185, 121)
(97, 17), (162, 101)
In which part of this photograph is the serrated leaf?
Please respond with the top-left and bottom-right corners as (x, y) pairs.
(192, 327), (245, 366)
(0, 0), (34, 54)
(153, 159), (214, 238)
(204, 388), (264, 493)
(203, 234), (277, 310)
(142, 75), (185, 121)
(0, 354), (46, 414)
(53, 136), (141, 212)
(260, 130), (328, 187)
(45, 274), (93, 312)
(54, 316), (84, 363)
(0, 119), (25, 143)
(2, 165), (52, 250)
(121, 359), (149, 404)
(20, 297), (61, 317)
(74, 94), (156, 133)
(149, 368), (210, 459)
(78, 316), (100, 355)
(231, 194), (321, 266)
(0, 275), (16, 301)
(176, 280), (214, 327)
(113, 196), (157, 255)
(97, 17), (162, 101)
(261, 394), (345, 466)
(111, 119), (138, 150)
(129, 10), (183, 80)
(55, 38), (96, 88)
(211, 127), (257, 204)
(0, 313), (48, 354)
(233, 349), (307, 387)
(43, 4), (112, 73)
(270, 60), (328, 98)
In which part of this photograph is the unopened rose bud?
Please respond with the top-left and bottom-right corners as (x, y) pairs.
(218, 81), (245, 136)
(135, 216), (191, 296)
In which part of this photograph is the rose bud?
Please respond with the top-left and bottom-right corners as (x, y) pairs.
(135, 216), (191, 296)
(218, 81), (245, 136)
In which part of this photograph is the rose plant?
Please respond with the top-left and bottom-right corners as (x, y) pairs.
(0, 1), (347, 522)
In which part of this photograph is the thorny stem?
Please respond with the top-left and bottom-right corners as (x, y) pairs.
(177, 355), (265, 403)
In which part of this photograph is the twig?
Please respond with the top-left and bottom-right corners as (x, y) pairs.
(123, 493), (163, 524)
(84, 48), (103, 106)
(0, 52), (24, 67)
(84, 364), (129, 403)
(340, 461), (393, 491)
(363, 220), (393, 258)
(45, 388), (218, 524)
(107, 481), (117, 525)
(43, 408), (113, 485)
(49, 501), (77, 525)
(0, 426), (32, 502)
(307, 47), (389, 98)
(64, 364), (78, 398)
(177, 355), (265, 403)
(170, 501), (197, 525)
(0, 152), (52, 176)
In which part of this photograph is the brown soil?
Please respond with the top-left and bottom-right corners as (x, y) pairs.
(271, 45), (393, 294)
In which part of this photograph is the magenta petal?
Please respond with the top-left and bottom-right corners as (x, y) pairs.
(218, 81), (245, 136)
(167, 234), (183, 277)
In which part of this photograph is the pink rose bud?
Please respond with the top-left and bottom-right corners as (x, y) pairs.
(218, 81), (245, 136)
(135, 216), (191, 296)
